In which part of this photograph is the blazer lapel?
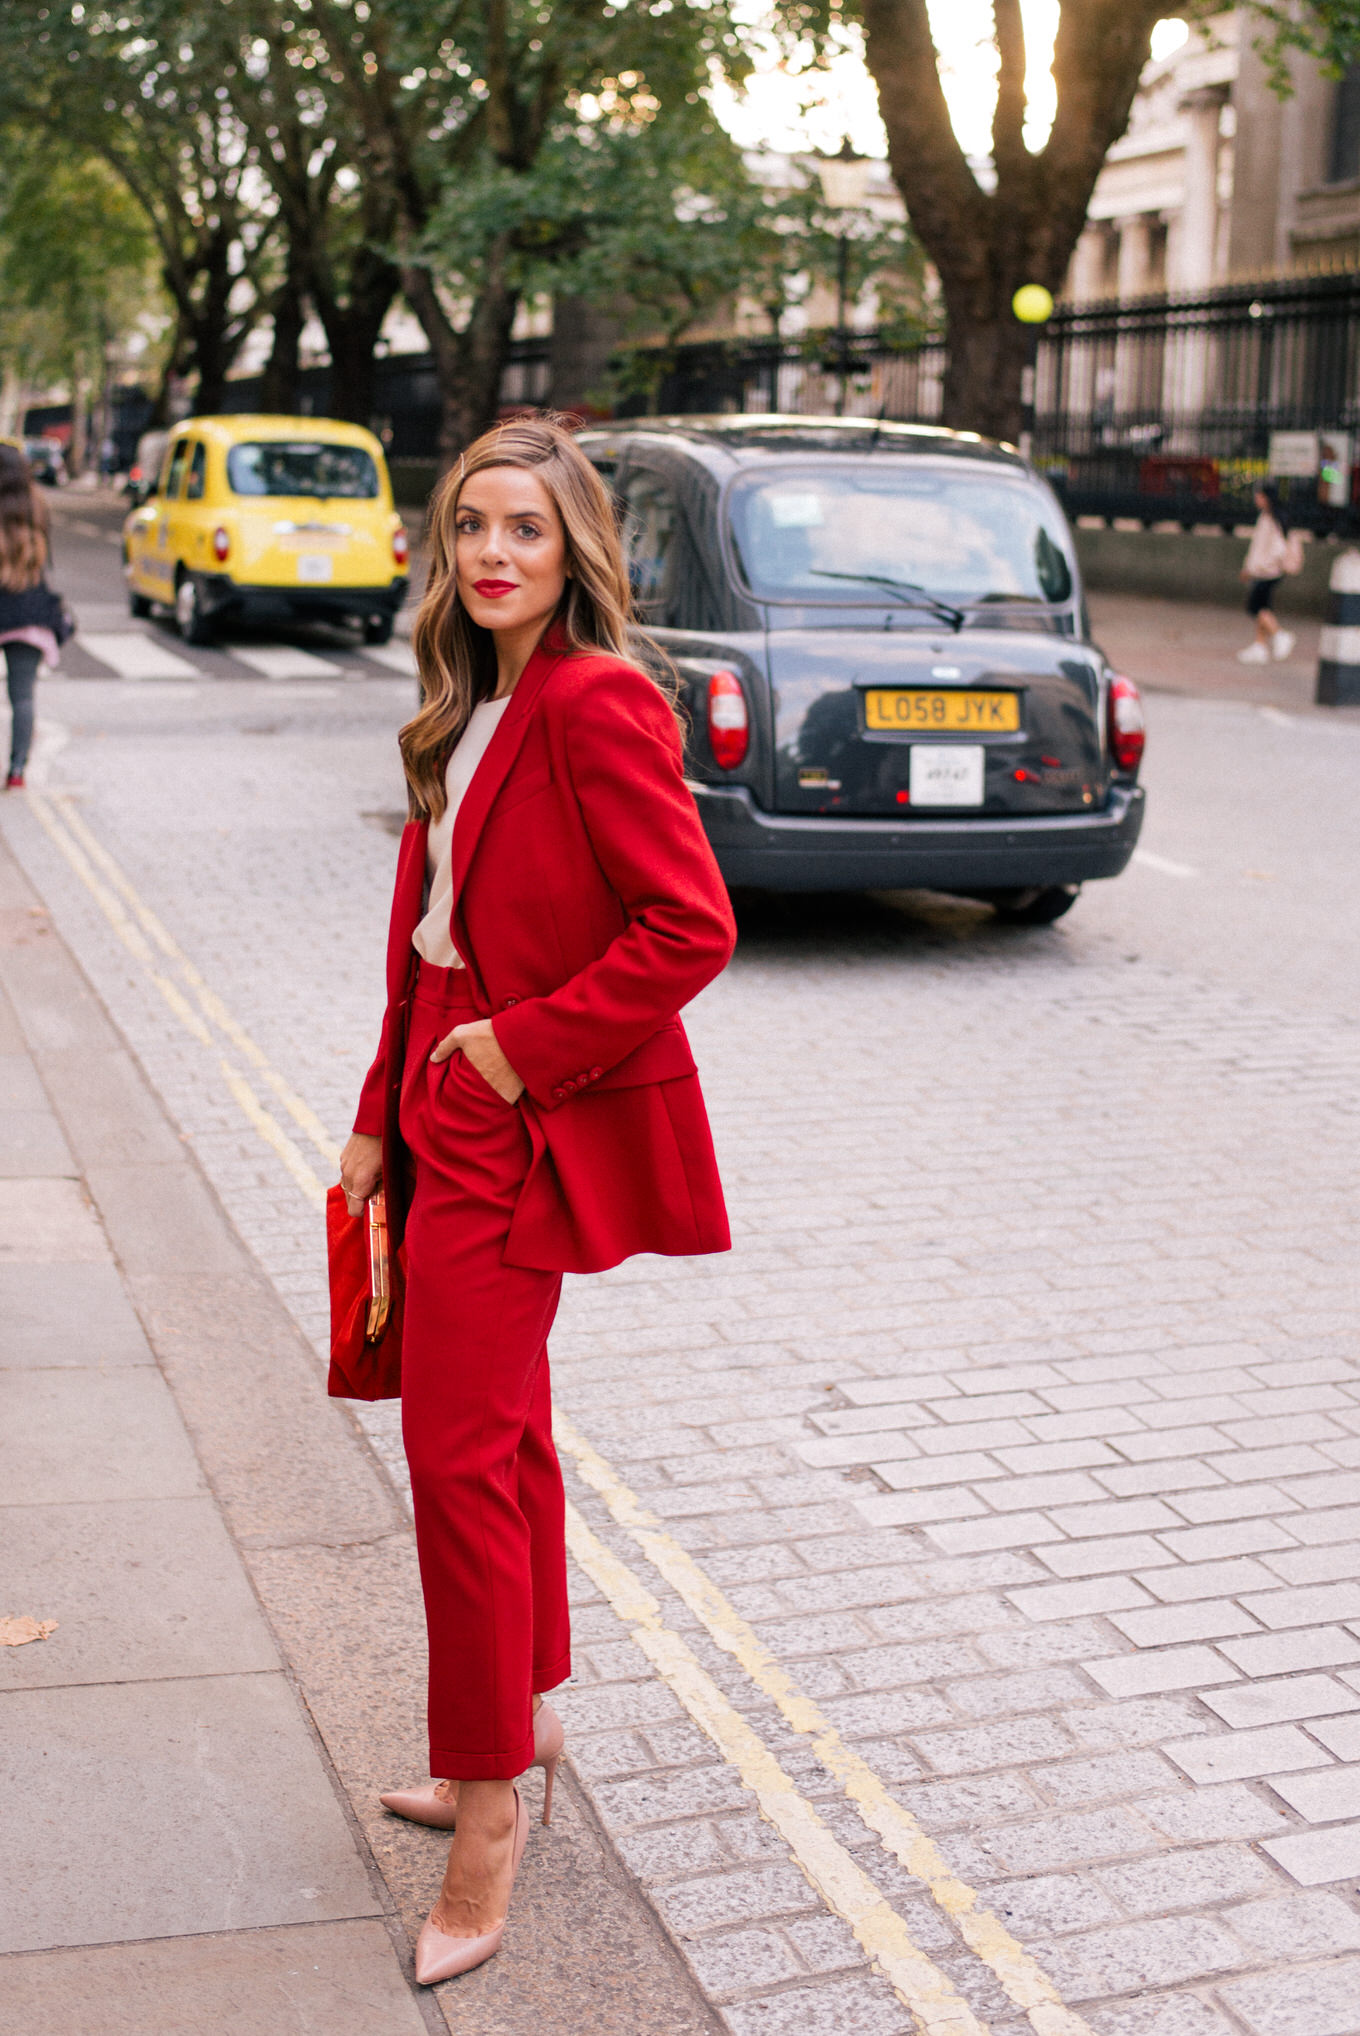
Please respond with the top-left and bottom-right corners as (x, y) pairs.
(385, 819), (429, 1000)
(447, 634), (569, 944)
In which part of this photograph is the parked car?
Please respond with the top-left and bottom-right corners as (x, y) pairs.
(122, 414), (409, 644)
(23, 436), (66, 486)
(577, 416), (1145, 922)
(124, 428), (172, 505)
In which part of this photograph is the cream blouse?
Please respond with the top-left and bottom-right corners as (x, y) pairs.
(411, 696), (511, 967)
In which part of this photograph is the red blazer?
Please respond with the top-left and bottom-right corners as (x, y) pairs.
(354, 634), (737, 1274)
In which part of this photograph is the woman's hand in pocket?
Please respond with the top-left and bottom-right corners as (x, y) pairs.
(431, 1018), (526, 1103)
(339, 1131), (383, 1216)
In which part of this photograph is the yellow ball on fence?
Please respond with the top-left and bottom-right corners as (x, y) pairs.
(1012, 284), (1054, 325)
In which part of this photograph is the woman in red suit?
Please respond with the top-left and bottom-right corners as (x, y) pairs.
(338, 415), (735, 1984)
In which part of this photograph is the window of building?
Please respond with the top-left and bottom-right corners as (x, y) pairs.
(1328, 65), (1360, 184)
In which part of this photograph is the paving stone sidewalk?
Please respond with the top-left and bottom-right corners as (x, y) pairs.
(0, 835), (720, 2036)
(0, 844), (428, 2035)
(4, 628), (1360, 2033)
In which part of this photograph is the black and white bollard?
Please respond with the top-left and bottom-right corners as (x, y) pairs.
(1317, 548), (1360, 706)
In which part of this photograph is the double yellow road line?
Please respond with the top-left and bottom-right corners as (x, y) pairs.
(29, 791), (339, 1204)
(21, 788), (1092, 2036)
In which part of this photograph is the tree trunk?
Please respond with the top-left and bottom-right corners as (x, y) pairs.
(548, 296), (625, 415)
(69, 361), (89, 474)
(259, 266), (305, 414)
(148, 315), (190, 428)
(188, 229), (251, 415)
(860, 0), (1166, 441)
(0, 364), (21, 437)
(935, 245), (1059, 443)
(191, 317), (236, 416)
(401, 247), (520, 469)
(315, 247), (401, 426)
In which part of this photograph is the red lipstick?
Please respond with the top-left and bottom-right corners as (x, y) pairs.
(473, 579), (517, 597)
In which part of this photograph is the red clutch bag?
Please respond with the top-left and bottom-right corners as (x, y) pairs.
(326, 1185), (404, 1400)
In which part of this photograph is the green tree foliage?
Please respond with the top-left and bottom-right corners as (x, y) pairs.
(1, 1), (271, 416)
(3, 0), (925, 455)
(210, 3), (402, 422)
(1238, 0), (1360, 92)
(0, 131), (160, 460)
(283, 0), (781, 457)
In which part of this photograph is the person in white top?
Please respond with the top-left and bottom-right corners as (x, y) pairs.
(1238, 483), (1299, 666)
(411, 694), (511, 967)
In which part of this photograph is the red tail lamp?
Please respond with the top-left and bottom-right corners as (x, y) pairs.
(706, 669), (749, 770)
(393, 527), (410, 568)
(212, 526), (230, 563)
(1107, 674), (1145, 772)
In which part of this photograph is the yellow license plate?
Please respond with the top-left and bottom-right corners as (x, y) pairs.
(864, 689), (1020, 733)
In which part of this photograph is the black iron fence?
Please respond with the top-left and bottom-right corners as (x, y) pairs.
(1037, 272), (1360, 531)
(67, 271), (1360, 526)
(215, 343), (552, 459)
(627, 271), (1360, 534)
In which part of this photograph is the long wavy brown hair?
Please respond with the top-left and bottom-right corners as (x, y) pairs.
(0, 444), (50, 593)
(401, 414), (643, 822)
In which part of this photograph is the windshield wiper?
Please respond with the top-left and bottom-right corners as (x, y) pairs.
(808, 570), (965, 631)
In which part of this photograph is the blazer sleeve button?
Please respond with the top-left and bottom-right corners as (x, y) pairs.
(502, 995), (520, 1007)
(552, 1086), (566, 1100)
(590, 1067), (603, 1080)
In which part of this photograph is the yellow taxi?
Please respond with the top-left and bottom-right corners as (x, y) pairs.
(123, 414), (409, 645)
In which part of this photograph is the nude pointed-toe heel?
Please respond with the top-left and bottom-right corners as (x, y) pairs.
(413, 1789), (530, 1985)
(532, 1701), (564, 1827)
(384, 1704), (566, 1832)
(379, 1783), (460, 1830)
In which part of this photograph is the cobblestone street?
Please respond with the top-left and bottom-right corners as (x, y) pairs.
(4, 493), (1360, 2035)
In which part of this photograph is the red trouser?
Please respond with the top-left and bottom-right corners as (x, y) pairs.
(399, 961), (569, 1779)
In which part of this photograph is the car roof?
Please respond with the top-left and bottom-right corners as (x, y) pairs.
(168, 414), (385, 452)
(577, 413), (1028, 476)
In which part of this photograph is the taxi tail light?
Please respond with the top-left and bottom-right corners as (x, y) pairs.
(1107, 673), (1145, 772)
(392, 527), (410, 567)
(707, 669), (749, 770)
(212, 526), (230, 563)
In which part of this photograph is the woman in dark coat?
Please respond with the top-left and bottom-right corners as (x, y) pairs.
(0, 442), (59, 788)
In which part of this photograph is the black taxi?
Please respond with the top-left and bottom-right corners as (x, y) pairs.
(578, 416), (1145, 923)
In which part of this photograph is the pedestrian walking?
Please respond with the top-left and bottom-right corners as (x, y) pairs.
(337, 415), (735, 1986)
(0, 441), (64, 788)
(1238, 481), (1302, 665)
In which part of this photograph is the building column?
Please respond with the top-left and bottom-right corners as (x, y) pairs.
(1176, 88), (1227, 292)
(1117, 216), (1154, 302)
(1068, 227), (1108, 305)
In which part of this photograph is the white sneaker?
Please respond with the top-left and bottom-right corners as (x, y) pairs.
(1237, 642), (1269, 664)
(1272, 630), (1295, 661)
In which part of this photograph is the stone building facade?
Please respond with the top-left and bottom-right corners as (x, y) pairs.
(1069, 10), (1360, 304)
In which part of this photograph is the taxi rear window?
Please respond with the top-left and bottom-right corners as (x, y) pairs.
(727, 463), (1074, 609)
(226, 441), (379, 499)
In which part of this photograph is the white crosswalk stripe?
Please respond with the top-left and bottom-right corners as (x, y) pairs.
(79, 632), (201, 681)
(359, 640), (418, 676)
(229, 645), (344, 680)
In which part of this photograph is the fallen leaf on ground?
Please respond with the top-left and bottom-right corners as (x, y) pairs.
(0, 1615), (59, 1647)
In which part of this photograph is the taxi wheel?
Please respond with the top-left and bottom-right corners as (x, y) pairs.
(129, 590), (153, 619)
(363, 614), (394, 645)
(988, 884), (1081, 925)
(175, 574), (213, 647)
